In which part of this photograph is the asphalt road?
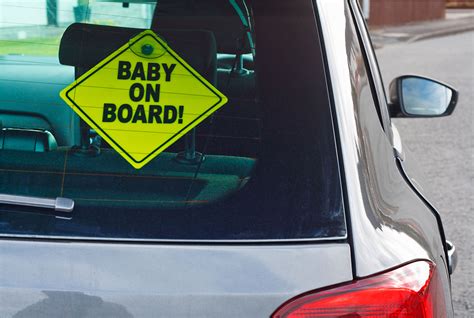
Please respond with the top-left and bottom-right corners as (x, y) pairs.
(375, 31), (474, 317)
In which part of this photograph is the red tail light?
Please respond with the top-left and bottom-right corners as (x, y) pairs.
(272, 260), (447, 318)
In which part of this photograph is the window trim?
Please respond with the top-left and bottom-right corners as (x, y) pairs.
(348, 0), (393, 142)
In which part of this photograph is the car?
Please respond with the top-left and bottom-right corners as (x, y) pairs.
(0, 0), (458, 317)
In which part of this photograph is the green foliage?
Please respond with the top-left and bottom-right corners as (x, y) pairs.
(0, 36), (61, 56)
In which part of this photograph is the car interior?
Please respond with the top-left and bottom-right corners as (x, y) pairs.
(0, 0), (260, 207)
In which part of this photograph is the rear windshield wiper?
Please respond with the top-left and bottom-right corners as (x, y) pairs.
(0, 193), (74, 218)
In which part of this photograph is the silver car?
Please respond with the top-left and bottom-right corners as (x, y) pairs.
(0, 0), (457, 317)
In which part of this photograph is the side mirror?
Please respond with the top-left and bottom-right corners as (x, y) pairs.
(389, 75), (458, 118)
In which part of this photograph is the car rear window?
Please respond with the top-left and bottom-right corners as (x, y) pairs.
(0, 0), (346, 241)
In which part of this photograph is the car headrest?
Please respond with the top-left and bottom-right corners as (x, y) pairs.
(59, 23), (217, 84)
(152, 0), (250, 54)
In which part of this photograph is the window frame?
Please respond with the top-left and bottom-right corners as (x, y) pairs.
(0, 0), (347, 243)
(348, 0), (394, 142)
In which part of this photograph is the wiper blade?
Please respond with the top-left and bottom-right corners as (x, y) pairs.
(0, 194), (74, 213)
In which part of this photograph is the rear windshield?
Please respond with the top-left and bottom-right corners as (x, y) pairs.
(0, 0), (346, 241)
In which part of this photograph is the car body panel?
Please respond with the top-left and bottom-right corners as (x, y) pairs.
(0, 240), (352, 317)
(318, 0), (453, 314)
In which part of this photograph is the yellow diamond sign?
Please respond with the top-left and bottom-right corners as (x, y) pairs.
(60, 30), (228, 169)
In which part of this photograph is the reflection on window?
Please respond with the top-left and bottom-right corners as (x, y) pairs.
(0, 0), (155, 56)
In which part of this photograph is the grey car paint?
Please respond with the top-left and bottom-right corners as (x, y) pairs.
(318, 0), (453, 313)
(0, 241), (351, 317)
(0, 0), (454, 317)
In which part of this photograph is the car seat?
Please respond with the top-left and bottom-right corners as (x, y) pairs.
(152, 0), (260, 157)
(0, 56), (80, 151)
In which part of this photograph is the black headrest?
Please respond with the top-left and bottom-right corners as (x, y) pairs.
(152, 0), (250, 54)
(59, 23), (217, 84)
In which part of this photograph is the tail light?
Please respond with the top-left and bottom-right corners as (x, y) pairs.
(272, 260), (447, 318)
